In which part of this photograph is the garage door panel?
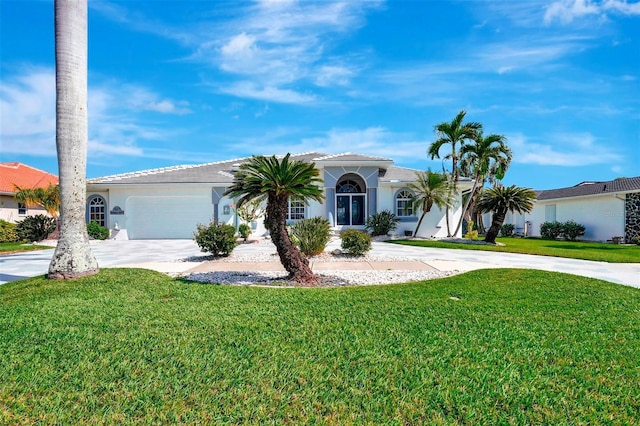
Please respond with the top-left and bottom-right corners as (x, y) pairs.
(127, 196), (212, 239)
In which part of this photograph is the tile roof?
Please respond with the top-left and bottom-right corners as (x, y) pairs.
(0, 162), (58, 194)
(313, 152), (393, 162)
(537, 176), (640, 200)
(88, 152), (331, 185)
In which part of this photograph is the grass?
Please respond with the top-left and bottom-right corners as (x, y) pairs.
(0, 241), (51, 255)
(389, 237), (640, 263)
(1, 268), (639, 424)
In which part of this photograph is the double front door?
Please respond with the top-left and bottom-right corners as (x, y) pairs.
(336, 195), (365, 226)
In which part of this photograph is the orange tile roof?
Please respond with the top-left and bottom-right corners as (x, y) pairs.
(0, 162), (59, 195)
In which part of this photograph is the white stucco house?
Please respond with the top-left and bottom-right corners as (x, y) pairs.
(86, 152), (473, 240)
(499, 176), (640, 243)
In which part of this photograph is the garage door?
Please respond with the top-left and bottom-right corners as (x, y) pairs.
(127, 196), (213, 239)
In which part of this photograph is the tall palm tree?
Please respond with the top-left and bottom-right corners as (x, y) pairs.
(48, 0), (98, 279)
(456, 131), (512, 235)
(408, 170), (455, 237)
(476, 185), (536, 244)
(224, 154), (324, 285)
(427, 110), (481, 236)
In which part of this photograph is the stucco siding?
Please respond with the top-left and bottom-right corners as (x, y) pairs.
(530, 195), (626, 241)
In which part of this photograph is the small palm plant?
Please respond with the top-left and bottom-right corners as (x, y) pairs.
(476, 185), (536, 244)
(408, 170), (455, 237)
(224, 154), (324, 285)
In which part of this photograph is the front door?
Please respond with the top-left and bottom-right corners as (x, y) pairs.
(336, 194), (365, 226)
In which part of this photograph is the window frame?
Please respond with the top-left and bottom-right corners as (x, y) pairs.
(87, 195), (107, 227)
(287, 199), (306, 221)
(395, 189), (415, 217)
(18, 202), (27, 216)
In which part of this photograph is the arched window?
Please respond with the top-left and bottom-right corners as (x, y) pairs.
(87, 195), (106, 227)
(396, 189), (414, 217)
(336, 174), (366, 226)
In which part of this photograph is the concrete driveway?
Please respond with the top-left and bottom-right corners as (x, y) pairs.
(1, 239), (638, 288)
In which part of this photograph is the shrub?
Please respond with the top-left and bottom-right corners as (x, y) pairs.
(631, 235), (640, 246)
(340, 229), (372, 256)
(365, 210), (400, 236)
(194, 222), (238, 257)
(290, 217), (331, 256)
(238, 223), (252, 241)
(562, 220), (586, 241)
(500, 223), (515, 237)
(87, 221), (109, 240)
(0, 219), (20, 243)
(16, 215), (56, 242)
(540, 221), (563, 240)
(464, 220), (479, 240)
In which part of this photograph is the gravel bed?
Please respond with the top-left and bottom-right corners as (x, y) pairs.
(182, 250), (455, 287)
(184, 269), (454, 287)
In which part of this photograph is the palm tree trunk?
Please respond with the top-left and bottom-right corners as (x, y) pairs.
(484, 210), (506, 244)
(413, 212), (427, 237)
(48, 0), (98, 279)
(267, 194), (318, 285)
(453, 178), (480, 237)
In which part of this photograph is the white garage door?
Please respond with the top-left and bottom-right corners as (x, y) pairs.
(127, 196), (213, 239)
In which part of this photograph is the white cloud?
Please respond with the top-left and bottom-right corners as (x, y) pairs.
(219, 81), (316, 104)
(0, 68), (56, 156)
(315, 65), (354, 87)
(0, 67), (190, 162)
(544, 0), (640, 24)
(509, 132), (623, 166)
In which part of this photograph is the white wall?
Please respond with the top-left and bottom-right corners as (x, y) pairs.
(0, 194), (50, 223)
(529, 194), (626, 241)
(378, 185), (464, 238)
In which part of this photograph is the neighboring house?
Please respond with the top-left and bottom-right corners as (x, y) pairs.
(0, 162), (59, 223)
(87, 152), (473, 240)
(496, 176), (640, 242)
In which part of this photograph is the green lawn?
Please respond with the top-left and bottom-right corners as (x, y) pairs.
(389, 237), (640, 263)
(0, 241), (51, 255)
(1, 269), (639, 424)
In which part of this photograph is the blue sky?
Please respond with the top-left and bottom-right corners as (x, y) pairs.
(1, 0), (639, 189)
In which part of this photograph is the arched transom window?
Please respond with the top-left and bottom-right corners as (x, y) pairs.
(396, 189), (415, 217)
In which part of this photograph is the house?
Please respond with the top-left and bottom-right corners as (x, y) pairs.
(0, 162), (59, 223)
(86, 152), (473, 240)
(499, 176), (640, 243)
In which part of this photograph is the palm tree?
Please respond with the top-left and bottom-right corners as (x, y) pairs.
(48, 0), (98, 280)
(427, 110), (481, 236)
(408, 170), (456, 237)
(456, 131), (512, 235)
(476, 185), (536, 244)
(224, 154), (324, 285)
(14, 184), (60, 219)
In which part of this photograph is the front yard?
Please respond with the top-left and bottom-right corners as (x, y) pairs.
(1, 268), (638, 424)
(389, 237), (640, 263)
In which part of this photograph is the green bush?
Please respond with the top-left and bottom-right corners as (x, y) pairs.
(290, 217), (331, 256)
(340, 229), (372, 256)
(0, 219), (20, 243)
(631, 235), (640, 246)
(87, 221), (109, 240)
(562, 220), (586, 241)
(500, 223), (515, 237)
(238, 223), (252, 241)
(194, 222), (238, 257)
(540, 221), (563, 240)
(16, 215), (56, 243)
(365, 210), (400, 236)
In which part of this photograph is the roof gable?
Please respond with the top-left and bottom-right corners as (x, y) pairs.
(0, 162), (58, 194)
(537, 176), (640, 200)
